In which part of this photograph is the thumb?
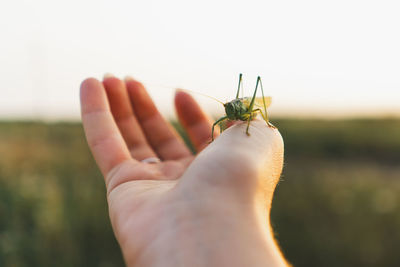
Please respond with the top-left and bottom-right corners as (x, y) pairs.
(179, 119), (284, 198)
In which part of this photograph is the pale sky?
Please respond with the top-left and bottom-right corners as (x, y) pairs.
(1, 0), (399, 120)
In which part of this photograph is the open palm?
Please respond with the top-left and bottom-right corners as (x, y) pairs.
(80, 76), (286, 266)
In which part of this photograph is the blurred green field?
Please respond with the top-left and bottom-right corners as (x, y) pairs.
(0, 119), (399, 266)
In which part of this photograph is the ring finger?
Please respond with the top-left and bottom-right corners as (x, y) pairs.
(102, 75), (158, 161)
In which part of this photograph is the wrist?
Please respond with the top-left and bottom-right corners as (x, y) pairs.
(128, 194), (287, 267)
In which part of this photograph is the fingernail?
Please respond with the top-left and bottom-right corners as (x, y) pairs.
(124, 75), (134, 82)
(103, 73), (115, 79)
(175, 88), (187, 96)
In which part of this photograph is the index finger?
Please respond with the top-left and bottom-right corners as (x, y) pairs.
(174, 90), (218, 151)
(80, 78), (134, 176)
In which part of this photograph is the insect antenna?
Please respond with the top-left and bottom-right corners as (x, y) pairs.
(176, 88), (225, 105)
(139, 81), (225, 105)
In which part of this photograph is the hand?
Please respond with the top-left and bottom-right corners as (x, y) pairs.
(80, 75), (288, 267)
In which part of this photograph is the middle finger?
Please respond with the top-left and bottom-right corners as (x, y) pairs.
(125, 77), (192, 160)
(103, 75), (157, 161)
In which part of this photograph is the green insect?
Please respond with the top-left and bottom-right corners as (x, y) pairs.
(211, 74), (275, 141)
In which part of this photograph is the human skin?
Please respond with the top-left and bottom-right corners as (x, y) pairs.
(80, 75), (289, 267)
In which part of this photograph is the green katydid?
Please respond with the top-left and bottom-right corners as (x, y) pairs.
(142, 74), (275, 141)
(211, 74), (276, 141)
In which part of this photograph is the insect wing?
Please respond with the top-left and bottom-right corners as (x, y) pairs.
(254, 96), (272, 108)
(242, 97), (272, 108)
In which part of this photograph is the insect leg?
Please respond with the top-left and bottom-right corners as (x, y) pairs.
(211, 116), (228, 141)
(250, 77), (275, 128)
(219, 120), (225, 134)
(246, 116), (252, 136)
(243, 78), (261, 136)
(248, 76), (260, 112)
(252, 108), (266, 121)
(258, 77), (270, 123)
(252, 108), (276, 128)
(235, 73), (243, 99)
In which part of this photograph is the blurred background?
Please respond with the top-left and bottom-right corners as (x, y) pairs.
(1, 0), (399, 266)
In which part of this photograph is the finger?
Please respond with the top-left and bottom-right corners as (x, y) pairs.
(80, 78), (133, 176)
(174, 90), (218, 151)
(125, 78), (192, 160)
(102, 76), (157, 160)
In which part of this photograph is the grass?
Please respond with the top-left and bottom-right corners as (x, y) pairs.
(0, 119), (399, 266)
